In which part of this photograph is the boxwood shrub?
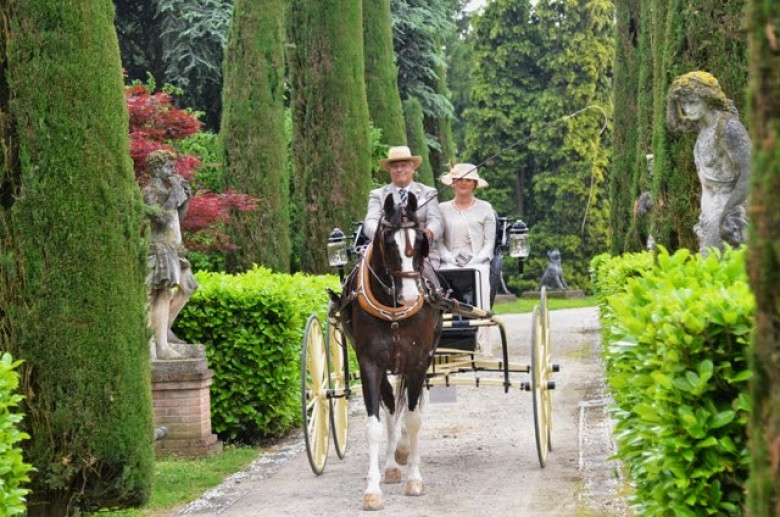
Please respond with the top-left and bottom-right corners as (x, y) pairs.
(591, 247), (754, 516)
(0, 353), (32, 516)
(174, 266), (340, 443)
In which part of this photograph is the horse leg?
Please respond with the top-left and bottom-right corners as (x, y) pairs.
(404, 408), (424, 496)
(360, 367), (385, 511)
(379, 374), (403, 483)
(382, 406), (403, 484)
(395, 424), (410, 466)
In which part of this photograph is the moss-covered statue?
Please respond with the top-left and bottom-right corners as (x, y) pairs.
(144, 150), (199, 360)
(667, 71), (750, 255)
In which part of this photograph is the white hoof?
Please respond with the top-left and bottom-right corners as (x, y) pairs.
(363, 492), (384, 511)
(405, 480), (424, 496)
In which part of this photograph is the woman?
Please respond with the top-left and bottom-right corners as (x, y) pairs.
(438, 163), (496, 354)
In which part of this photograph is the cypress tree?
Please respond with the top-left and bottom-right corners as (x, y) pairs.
(0, 2), (152, 514)
(649, 0), (746, 251)
(403, 98), (434, 186)
(745, 0), (780, 513)
(290, 0), (372, 273)
(611, 0), (640, 254)
(362, 0), (407, 149)
(221, 0), (290, 273)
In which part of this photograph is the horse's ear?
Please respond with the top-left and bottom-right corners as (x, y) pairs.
(383, 193), (395, 216)
(406, 192), (418, 212)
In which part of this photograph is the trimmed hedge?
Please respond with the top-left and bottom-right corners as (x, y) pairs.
(174, 267), (340, 443)
(0, 353), (31, 516)
(591, 247), (753, 516)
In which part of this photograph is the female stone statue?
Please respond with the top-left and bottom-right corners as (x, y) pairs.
(144, 150), (198, 360)
(667, 71), (750, 255)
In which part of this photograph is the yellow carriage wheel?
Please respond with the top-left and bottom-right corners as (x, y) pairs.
(301, 314), (330, 475)
(539, 287), (553, 452)
(531, 306), (551, 467)
(327, 316), (349, 459)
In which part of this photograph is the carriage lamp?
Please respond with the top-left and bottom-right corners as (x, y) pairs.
(508, 219), (530, 274)
(327, 227), (348, 268)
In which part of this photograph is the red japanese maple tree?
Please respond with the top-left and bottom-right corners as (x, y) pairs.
(126, 84), (257, 252)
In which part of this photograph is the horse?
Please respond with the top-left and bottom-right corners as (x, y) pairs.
(332, 192), (443, 511)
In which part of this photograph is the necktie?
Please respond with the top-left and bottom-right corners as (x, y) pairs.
(399, 188), (408, 206)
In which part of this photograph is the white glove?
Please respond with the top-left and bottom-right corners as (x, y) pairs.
(440, 251), (454, 265)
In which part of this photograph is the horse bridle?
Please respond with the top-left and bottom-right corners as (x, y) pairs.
(372, 211), (425, 298)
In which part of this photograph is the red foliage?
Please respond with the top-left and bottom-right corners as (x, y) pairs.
(126, 85), (258, 252)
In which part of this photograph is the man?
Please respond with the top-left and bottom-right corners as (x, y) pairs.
(363, 146), (442, 266)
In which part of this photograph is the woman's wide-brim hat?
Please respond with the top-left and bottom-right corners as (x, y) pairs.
(439, 163), (488, 189)
(379, 146), (423, 171)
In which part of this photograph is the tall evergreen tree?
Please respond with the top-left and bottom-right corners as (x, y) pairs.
(0, 2), (153, 514)
(114, 0), (233, 130)
(648, 0), (746, 251)
(464, 0), (543, 219)
(363, 0), (407, 150)
(528, 0), (613, 288)
(289, 0), (372, 273)
(403, 98), (435, 186)
(221, 0), (290, 273)
(611, 0), (641, 254)
(391, 0), (455, 170)
(466, 0), (613, 289)
(745, 0), (780, 514)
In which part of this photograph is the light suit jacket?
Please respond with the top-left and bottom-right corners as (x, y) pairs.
(363, 181), (443, 263)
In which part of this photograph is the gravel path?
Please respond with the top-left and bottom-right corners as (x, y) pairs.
(177, 307), (630, 516)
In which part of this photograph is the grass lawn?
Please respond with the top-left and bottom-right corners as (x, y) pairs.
(90, 445), (261, 516)
(491, 295), (597, 315)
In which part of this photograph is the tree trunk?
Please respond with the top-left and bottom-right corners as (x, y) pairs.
(745, 0), (780, 514)
(0, 1), (153, 513)
(221, 0), (290, 273)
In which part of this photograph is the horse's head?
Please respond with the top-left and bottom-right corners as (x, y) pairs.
(372, 193), (429, 306)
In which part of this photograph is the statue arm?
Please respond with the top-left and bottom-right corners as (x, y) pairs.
(720, 119), (750, 218)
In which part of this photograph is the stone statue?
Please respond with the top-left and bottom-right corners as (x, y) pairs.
(538, 249), (568, 290)
(667, 71), (750, 255)
(144, 150), (199, 360)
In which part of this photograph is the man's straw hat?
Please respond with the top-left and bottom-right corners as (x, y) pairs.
(379, 146), (423, 171)
(439, 163), (488, 189)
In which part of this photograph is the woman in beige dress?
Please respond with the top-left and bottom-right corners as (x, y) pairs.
(438, 163), (496, 354)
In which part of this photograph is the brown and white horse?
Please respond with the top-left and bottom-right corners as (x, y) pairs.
(334, 193), (443, 510)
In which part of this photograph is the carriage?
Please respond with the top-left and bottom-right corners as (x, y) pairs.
(300, 196), (557, 509)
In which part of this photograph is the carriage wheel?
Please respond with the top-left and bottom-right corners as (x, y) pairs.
(540, 287), (553, 452)
(531, 306), (552, 467)
(301, 314), (330, 475)
(327, 316), (349, 459)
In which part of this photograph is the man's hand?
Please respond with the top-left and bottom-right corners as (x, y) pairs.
(424, 228), (434, 243)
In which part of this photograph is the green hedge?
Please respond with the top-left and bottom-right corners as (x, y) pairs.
(174, 267), (340, 443)
(591, 247), (753, 516)
(0, 353), (31, 516)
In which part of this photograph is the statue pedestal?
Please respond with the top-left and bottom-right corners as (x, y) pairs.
(151, 355), (222, 458)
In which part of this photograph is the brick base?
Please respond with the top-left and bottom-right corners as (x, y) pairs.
(151, 356), (222, 458)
